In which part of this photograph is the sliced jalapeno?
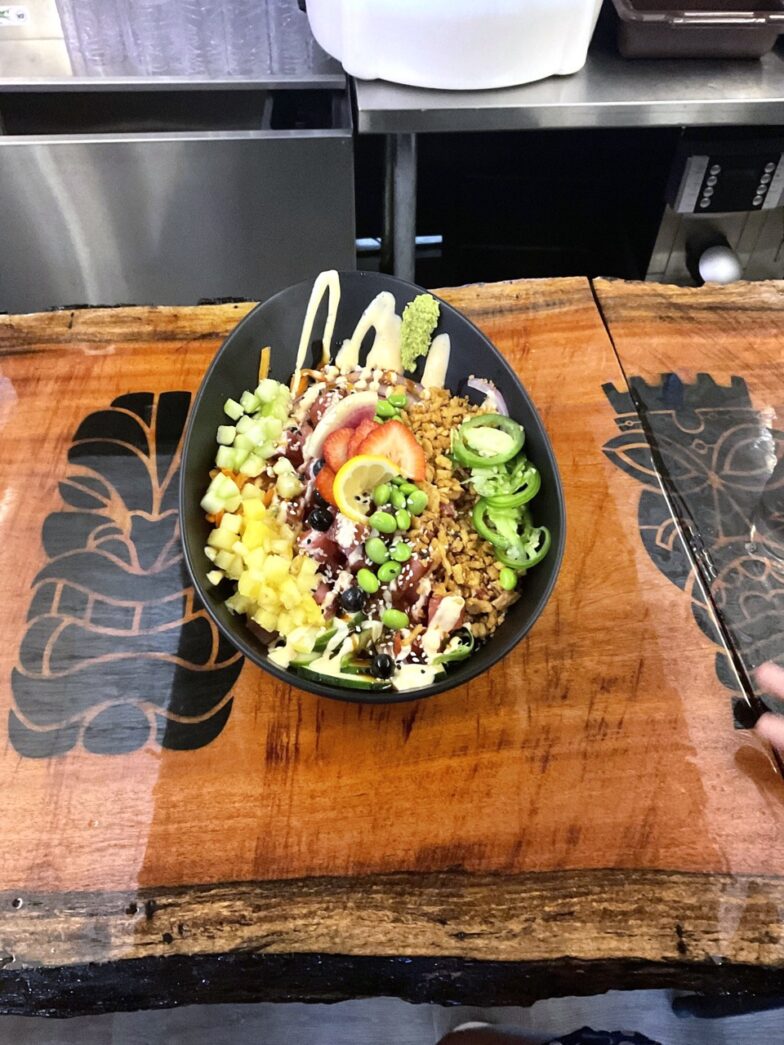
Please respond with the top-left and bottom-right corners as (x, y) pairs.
(452, 414), (525, 469)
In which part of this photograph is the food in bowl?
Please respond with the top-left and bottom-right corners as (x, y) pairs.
(199, 271), (550, 694)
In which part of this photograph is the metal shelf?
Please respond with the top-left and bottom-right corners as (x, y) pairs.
(354, 42), (784, 135)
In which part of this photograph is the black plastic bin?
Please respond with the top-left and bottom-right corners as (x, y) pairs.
(611, 0), (784, 58)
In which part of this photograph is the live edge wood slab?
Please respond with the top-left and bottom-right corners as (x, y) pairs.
(2, 278), (784, 1016)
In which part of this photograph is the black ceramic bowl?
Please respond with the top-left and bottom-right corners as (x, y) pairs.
(180, 271), (565, 703)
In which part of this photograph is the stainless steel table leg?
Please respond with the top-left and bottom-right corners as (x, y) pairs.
(381, 134), (395, 274)
(386, 132), (417, 284)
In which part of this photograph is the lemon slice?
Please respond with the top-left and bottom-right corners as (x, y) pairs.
(333, 454), (400, 524)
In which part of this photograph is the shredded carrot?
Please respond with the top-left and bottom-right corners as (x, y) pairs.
(220, 467), (247, 489)
(393, 634), (402, 656)
(258, 345), (271, 382)
(402, 624), (423, 647)
(295, 372), (309, 397)
(214, 510), (224, 526)
(263, 486), (275, 507)
(205, 512), (216, 524)
(209, 468), (219, 479)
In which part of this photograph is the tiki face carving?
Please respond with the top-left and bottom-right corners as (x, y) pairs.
(11, 392), (243, 758)
(604, 373), (784, 721)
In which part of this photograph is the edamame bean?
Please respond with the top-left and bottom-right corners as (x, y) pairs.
(390, 488), (407, 510)
(400, 481), (417, 495)
(388, 391), (407, 408)
(406, 489), (429, 516)
(376, 399), (397, 419)
(357, 568), (380, 594)
(369, 510), (397, 534)
(395, 508), (411, 530)
(382, 607), (409, 630)
(391, 475), (406, 486)
(365, 536), (389, 564)
(499, 566), (518, 591)
(372, 483), (391, 507)
(378, 560), (402, 584)
(392, 542), (412, 563)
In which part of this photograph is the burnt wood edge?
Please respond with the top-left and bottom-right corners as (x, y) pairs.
(0, 276), (593, 353)
(2, 869), (784, 1014)
(5, 953), (784, 1018)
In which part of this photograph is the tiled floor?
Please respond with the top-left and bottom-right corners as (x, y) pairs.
(1, 991), (782, 1044)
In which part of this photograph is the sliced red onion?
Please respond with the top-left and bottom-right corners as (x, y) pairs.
(464, 377), (508, 416)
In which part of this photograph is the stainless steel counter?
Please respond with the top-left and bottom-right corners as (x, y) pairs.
(355, 46), (784, 135)
(0, 72), (345, 91)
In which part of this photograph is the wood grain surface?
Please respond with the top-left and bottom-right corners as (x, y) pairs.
(593, 278), (784, 718)
(1, 278), (784, 1013)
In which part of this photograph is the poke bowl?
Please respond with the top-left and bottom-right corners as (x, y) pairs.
(180, 271), (565, 703)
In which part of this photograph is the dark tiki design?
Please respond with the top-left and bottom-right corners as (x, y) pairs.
(10, 392), (243, 757)
(603, 373), (784, 723)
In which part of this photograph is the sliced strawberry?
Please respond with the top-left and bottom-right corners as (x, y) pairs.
(323, 427), (353, 472)
(347, 418), (379, 458)
(356, 420), (426, 482)
(316, 464), (337, 506)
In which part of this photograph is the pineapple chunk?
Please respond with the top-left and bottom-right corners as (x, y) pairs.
(214, 549), (236, 571)
(208, 528), (237, 552)
(261, 555), (290, 586)
(243, 500), (266, 521)
(253, 608), (277, 632)
(209, 489), (325, 641)
(243, 521), (268, 551)
(280, 577), (301, 610)
(220, 513), (242, 535)
(238, 573), (261, 600)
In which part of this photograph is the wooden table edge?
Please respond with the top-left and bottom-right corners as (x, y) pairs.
(2, 868), (784, 1014)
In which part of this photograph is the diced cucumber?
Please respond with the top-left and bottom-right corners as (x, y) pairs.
(236, 415), (253, 434)
(276, 472), (303, 500)
(240, 390), (260, 413)
(220, 513), (242, 534)
(241, 483), (262, 500)
(202, 472), (242, 514)
(233, 432), (254, 451)
(216, 425), (236, 446)
(215, 445), (236, 470)
(201, 490), (224, 515)
(262, 417), (284, 441)
(233, 447), (251, 468)
(266, 400), (289, 423)
(255, 378), (280, 404)
(224, 398), (243, 421)
(239, 453), (265, 477)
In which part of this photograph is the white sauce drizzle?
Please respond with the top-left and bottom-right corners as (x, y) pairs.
(421, 333), (450, 389)
(393, 664), (440, 691)
(292, 269), (341, 391)
(334, 292), (402, 374)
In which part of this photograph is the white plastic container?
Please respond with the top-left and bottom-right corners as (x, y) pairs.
(304, 0), (604, 90)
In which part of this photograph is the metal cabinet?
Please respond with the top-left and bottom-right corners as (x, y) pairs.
(0, 83), (355, 312)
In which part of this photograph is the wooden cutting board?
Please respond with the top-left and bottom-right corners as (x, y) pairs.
(1, 278), (783, 1016)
